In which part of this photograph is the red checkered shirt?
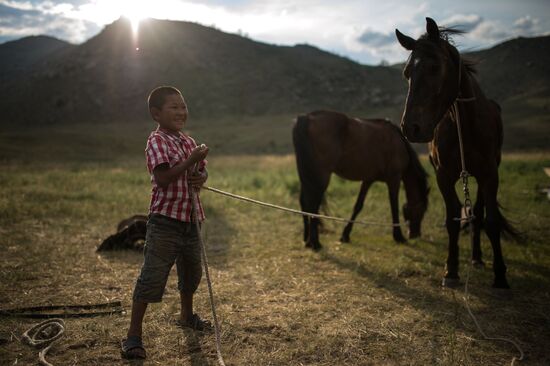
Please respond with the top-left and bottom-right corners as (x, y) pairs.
(145, 128), (207, 222)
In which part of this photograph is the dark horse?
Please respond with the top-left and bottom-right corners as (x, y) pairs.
(396, 18), (520, 288)
(292, 110), (429, 250)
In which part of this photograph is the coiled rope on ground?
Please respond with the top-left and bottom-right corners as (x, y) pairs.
(22, 318), (65, 366)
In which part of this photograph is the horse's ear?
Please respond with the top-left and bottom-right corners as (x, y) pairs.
(426, 17), (439, 41)
(395, 29), (416, 50)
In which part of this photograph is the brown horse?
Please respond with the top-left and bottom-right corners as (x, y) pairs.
(396, 18), (520, 288)
(292, 110), (429, 250)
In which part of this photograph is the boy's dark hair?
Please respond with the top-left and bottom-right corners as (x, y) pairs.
(148, 86), (182, 111)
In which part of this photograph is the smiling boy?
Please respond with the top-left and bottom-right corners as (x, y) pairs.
(121, 86), (210, 359)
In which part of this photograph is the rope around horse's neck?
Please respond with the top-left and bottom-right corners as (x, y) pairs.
(452, 62), (524, 365)
(203, 186), (406, 228)
(22, 318), (65, 366)
(191, 184), (226, 366)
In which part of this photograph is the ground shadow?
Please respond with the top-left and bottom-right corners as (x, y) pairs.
(183, 330), (211, 366)
(95, 205), (235, 269)
(316, 248), (535, 362)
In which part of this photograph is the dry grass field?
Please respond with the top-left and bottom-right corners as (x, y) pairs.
(1, 151), (549, 365)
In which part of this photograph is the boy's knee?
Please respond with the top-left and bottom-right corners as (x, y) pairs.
(133, 266), (171, 303)
(178, 266), (202, 294)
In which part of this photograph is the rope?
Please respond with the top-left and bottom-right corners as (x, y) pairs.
(22, 318), (65, 366)
(191, 179), (226, 366)
(452, 62), (524, 365)
(203, 186), (406, 228)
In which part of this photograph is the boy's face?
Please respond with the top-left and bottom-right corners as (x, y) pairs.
(151, 93), (188, 132)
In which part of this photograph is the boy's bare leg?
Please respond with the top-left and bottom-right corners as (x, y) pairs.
(180, 291), (193, 323)
(127, 301), (148, 337)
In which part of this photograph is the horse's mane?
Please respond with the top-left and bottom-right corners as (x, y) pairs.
(420, 26), (477, 75)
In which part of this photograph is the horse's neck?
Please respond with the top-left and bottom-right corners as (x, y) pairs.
(458, 63), (481, 101)
(456, 63), (485, 135)
(402, 167), (423, 207)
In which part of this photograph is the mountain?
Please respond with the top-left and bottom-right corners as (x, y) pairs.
(467, 35), (550, 102)
(0, 35), (73, 85)
(0, 18), (548, 151)
(0, 18), (404, 125)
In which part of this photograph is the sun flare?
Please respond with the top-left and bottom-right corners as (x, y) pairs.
(120, 1), (150, 35)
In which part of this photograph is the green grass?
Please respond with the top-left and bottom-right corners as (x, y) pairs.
(0, 146), (549, 365)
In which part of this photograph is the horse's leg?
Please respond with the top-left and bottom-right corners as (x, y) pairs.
(301, 179), (329, 251)
(471, 186), (485, 268)
(483, 169), (509, 288)
(340, 181), (371, 243)
(387, 178), (406, 243)
(299, 189), (310, 242)
(437, 172), (462, 287)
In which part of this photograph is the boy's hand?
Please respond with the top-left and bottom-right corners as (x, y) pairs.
(188, 169), (208, 188)
(188, 144), (209, 164)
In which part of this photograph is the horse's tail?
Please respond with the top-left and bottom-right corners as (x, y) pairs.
(497, 204), (525, 243)
(292, 115), (328, 229)
(292, 114), (324, 197)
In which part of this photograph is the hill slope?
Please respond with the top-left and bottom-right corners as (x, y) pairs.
(0, 19), (548, 150)
(0, 35), (73, 85)
(468, 36), (550, 102)
(0, 18), (403, 125)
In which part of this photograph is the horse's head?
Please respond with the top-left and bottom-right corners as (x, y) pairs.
(403, 197), (428, 239)
(395, 17), (461, 142)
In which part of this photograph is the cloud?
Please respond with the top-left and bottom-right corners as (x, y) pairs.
(466, 15), (542, 45)
(0, 2), (99, 43)
(513, 15), (539, 34)
(357, 30), (395, 48)
(0, 3), (41, 21)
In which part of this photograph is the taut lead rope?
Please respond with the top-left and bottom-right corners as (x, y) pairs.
(202, 186), (407, 228)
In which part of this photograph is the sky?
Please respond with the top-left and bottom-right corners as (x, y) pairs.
(1, 0), (549, 65)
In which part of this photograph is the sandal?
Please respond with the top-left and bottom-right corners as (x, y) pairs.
(121, 335), (146, 359)
(176, 314), (212, 331)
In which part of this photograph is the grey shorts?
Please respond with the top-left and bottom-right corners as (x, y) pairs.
(132, 214), (203, 303)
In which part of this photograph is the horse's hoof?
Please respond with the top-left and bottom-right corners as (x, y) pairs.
(394, 236), (407, 243)
(339, 236), (350, 243)
(409, 232), (420, 240)
(492, 278), (510, 290)
(441, 277), (461, 288)
(471, 259), (485, 269)
(306, 241), (322, 251)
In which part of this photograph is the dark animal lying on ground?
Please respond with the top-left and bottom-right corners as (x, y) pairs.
(96, 215), (148, 252)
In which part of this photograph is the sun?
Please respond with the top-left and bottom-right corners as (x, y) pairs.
(119, 1), (150, 35)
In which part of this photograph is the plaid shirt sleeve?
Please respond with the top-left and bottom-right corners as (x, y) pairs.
(146, 134), (170, 173)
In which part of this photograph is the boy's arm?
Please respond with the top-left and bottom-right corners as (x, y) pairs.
(153, 145), (209, 189)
